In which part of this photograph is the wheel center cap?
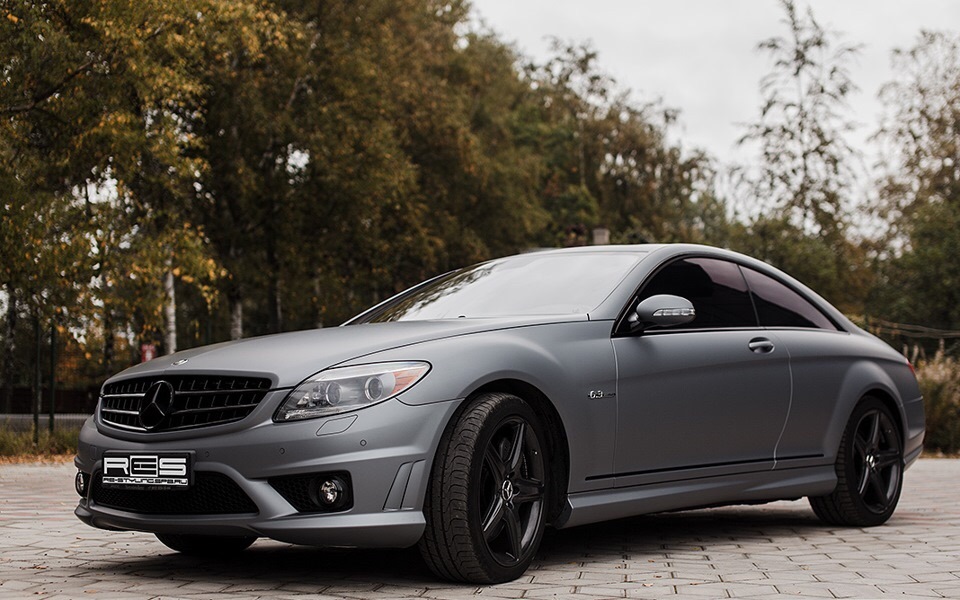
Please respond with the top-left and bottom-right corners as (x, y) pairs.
(866, 454), (877, 470)
(501, 479), (515, 503)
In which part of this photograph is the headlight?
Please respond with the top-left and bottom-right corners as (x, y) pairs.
(274, 361), (431, 422)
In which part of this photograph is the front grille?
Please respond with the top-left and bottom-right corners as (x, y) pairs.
(90, 471), (259, 515)
(100, 375), (272, 432)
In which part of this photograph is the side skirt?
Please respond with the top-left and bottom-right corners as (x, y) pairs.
(555, 465), (836, 529)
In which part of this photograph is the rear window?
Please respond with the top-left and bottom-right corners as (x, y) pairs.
(741, 267), (838, 330)
(356, 252), (642, 322)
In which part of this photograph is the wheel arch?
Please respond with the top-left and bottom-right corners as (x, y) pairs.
(858, 387), (910, 462)
(821, 360), (907, 462)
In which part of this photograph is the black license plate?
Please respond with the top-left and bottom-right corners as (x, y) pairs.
(101, 452), (193, 490)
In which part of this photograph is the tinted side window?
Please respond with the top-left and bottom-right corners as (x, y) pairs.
(741, 267), (837, 330)
(638, 258), (757, 329)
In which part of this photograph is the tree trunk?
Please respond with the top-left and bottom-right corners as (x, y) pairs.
(267, 239), (282, 333)
(313, 272), (323, 329)
(270, 277), (282, 332)
(229, 288), (243, 340)
(2, 285), (16, 414)
(33, 315), (40, 445)
(102, 306), (114, 375)
(163, 268), (177, 354)
(48, 323), (56, 433)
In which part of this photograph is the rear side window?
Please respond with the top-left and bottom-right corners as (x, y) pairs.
(741, 267), (837, 330)
(638, 258), (757, 329)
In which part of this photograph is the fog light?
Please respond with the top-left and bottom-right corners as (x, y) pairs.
(308, 475), (350, 511)
(318, 478), (343, 505)
(75, 471), (89, 497)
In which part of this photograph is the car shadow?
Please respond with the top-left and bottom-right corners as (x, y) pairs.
(535, 502), (824, 567)
(89, 503), (829, 588)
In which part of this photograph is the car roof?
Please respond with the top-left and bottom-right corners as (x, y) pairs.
(516, 244), (662, 256)
(567, 243), (857, 333)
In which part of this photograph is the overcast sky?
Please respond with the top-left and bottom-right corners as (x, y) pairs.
(468, 0), (960, 168)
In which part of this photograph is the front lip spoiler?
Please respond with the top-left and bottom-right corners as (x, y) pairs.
(74, 502), (426, 548)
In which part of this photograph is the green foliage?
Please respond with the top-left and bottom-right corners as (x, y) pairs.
(876, 31), (960, 223)
(870, 31), (960, 342)
(734, 0), (867, 311)
(724, 216), (874, 311)
(0, 0), (261, 353)
(739, 0), (861, 234)
(871, 202), (960, 332)
(0, 0), (956, 425)
(525, 40), (725, 248)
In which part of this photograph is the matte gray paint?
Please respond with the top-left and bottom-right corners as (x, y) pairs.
(357, 320), (620, 493)
(558, 465), (837, 529)
(76, 396), (461, 547)
(612, 329), (791, 481)
(76, 244), (925, 550)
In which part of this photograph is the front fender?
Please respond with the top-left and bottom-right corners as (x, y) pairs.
(347, 320), (618, 493)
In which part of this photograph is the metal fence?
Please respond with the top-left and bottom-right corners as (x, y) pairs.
(0, 414), (90, 432)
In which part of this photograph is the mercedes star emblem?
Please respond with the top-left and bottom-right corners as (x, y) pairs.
(139, 380), (175, 431)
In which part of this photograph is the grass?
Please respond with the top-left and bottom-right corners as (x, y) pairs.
(0, 426), (78, 463)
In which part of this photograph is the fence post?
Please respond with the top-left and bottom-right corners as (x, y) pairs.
(49, 322), (56, 434)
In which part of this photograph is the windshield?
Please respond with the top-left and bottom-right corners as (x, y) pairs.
(352, 252), (642, 323)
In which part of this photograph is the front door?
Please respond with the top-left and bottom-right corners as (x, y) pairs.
(611, 257), (791, 487)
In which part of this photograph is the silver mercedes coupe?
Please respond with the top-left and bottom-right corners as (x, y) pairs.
(74, 244), (925, 583)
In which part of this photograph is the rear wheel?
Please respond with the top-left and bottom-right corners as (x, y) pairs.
(419, 392), (548, 583)
(155, 533), (256, 555)
(809, 396), (903, 527)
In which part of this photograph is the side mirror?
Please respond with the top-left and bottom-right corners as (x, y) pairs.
(629, 294), (696, 331)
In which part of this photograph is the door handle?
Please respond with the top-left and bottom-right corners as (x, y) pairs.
(748, 338), (775, 354)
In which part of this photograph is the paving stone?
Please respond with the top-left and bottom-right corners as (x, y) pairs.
(3, 459), (960, 598)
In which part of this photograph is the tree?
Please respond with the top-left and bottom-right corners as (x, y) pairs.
(733, 0), (870, 311)
(870, 31), (960, 336)
(0, 0), (280, 375)
(0, 0), (749, 389)
(191, 1), (556, 333)
(525, 41), (725, 248)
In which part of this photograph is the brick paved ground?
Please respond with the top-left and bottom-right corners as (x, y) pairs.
(1, 459), (958, 599)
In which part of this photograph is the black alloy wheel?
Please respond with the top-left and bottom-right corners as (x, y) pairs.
(419, 392), (549, 583)
(850, 405), (902, 515)
(476, 415), (545, 568)
(809, 396), (904, 527)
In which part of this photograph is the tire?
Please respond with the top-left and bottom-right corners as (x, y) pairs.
(155, 533), (256, 555)
(419, 392), (548, 583)
(809, 396), (904, 527)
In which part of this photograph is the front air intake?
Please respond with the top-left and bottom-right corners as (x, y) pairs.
(90, 471), (259, 514)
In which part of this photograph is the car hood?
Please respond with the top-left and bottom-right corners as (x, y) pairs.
(106, 315), (587, 388)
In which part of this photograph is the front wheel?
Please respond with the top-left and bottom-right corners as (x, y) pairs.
(155, 533), (256, 555)
(419, 392), (548, 583)
(809, 396), (903, 527)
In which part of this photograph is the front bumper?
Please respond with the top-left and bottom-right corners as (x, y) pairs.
(74, 396), (460, 548)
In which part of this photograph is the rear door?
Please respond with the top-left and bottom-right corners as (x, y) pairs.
(738, 266), (850, 467)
